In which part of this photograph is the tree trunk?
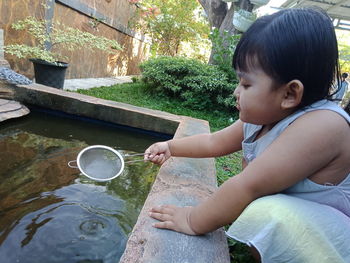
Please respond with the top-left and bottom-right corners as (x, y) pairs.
(198, 0), (228, 28)
(198, 0), (254, 64)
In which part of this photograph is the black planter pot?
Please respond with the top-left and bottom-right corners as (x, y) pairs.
(30, 59), (69, 89)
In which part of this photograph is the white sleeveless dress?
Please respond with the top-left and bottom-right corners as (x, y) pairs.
(226, 100), (350, 263)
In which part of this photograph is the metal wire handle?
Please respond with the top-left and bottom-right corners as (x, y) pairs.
(68, 160), (78, 168)
(125, 159), (145, 164)
(124, 153), (145, 157)
(124, 153), (145, 163)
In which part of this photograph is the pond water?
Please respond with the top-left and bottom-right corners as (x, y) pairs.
(0, 109), (171, 263)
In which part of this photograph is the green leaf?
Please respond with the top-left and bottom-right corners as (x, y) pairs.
(4, 16), (123, 62)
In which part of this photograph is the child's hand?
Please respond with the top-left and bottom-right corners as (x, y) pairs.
(149, 205), (197, 235)
(144, 142), (171, 165)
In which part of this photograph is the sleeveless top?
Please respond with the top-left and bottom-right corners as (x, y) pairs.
(242, 99), (350, 217)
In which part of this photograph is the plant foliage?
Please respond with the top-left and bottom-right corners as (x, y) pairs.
(209, 28), (241, 82)
(128, 0), (209, 56)
(3, 16), (122, 63)
(140, 56), (237, 111)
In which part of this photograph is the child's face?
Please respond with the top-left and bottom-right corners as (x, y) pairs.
(234, 67), (286, 125)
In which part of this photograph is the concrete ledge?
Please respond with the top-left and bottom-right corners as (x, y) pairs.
(13, 83), (179, 135)
(7, 83), (230, 263)
(120, 120), (230, 263)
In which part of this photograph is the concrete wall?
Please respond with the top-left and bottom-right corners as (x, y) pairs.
(0, 0), (150, 79)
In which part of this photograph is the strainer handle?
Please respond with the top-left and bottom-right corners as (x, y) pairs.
(125, 159), (146, 163)
(68, 160), (78, 168)
(124, 153), (145, 157)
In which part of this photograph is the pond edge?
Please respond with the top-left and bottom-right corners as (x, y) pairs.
(7, 82), (230, 263)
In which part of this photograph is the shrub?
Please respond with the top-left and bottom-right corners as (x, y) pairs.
(140, 56), (238, 111)
(3, 16), (122, 63)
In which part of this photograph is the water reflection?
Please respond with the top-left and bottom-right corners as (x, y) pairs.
(0, 111), (166, 263)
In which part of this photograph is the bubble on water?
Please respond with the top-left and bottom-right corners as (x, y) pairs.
(79, 219), (106, 236)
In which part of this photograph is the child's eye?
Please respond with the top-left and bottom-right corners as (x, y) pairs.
(240, 83), (250, 89)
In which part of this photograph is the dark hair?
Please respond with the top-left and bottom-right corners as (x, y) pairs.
(232, 8), (340, 108)
(342, 73), (349, 79)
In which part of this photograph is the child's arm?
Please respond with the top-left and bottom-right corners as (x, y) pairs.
(149, 110), (348, 234)
(144, 119), (244, 164)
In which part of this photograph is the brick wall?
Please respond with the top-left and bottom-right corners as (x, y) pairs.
(0, 0), (150, 79)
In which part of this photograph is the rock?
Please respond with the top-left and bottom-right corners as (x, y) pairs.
(0, 66), (32, 85)
(0, 58), (10, 68)
(0, 79), (14, 99)
(0, 98), (30, 122)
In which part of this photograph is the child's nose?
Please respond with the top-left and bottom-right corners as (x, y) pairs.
(233, 85), (240, 97)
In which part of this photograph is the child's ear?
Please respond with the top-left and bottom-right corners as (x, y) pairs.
(281, 80), (304, 109)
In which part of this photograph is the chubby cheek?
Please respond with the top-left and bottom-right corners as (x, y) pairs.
(238, 109), (252, 123)
(237, 100), (251, 122)
(238, 103), (266, 124)
(237, 93), (262, 123)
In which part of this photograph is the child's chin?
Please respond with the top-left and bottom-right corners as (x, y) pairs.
(239, 114), (258, 125)
(239, 113), (247, 122)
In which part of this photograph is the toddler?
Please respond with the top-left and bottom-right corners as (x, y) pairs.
(145, 8), (350, 262)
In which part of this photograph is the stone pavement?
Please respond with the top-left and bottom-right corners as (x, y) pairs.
(63, 76), (134, 91)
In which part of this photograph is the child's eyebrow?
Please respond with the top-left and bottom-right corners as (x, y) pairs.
(236, 72), (245, 78)
(236, 71), (252, 81)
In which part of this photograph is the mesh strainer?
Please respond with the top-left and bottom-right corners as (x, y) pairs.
(68, 145), (145, 182)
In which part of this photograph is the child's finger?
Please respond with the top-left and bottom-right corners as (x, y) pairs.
(150, 205), (174, 215)
(157, 154), (165, 164)
(145, 154), (158, 163)
(152, 221), (175, 230)
(149, 211), (173, 222)
(144, 145), (159, 159)
(143, 153), (151, 161)
(152, 154), (165, 165)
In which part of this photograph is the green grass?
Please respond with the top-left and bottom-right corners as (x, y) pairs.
(76, 82), (233, 131)
(75, 82), (254, 263)
(216, 152), (242, 185)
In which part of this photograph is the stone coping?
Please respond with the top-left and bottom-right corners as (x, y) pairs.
(6, 83), (230, 263)
(0, 98), (30, 122)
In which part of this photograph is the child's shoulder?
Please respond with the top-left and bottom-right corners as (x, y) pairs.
(292, 108), (348, 135)
(293, 100), (349, 129)
(289, 108), (349, 154)
(297, 106), (349, 127)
